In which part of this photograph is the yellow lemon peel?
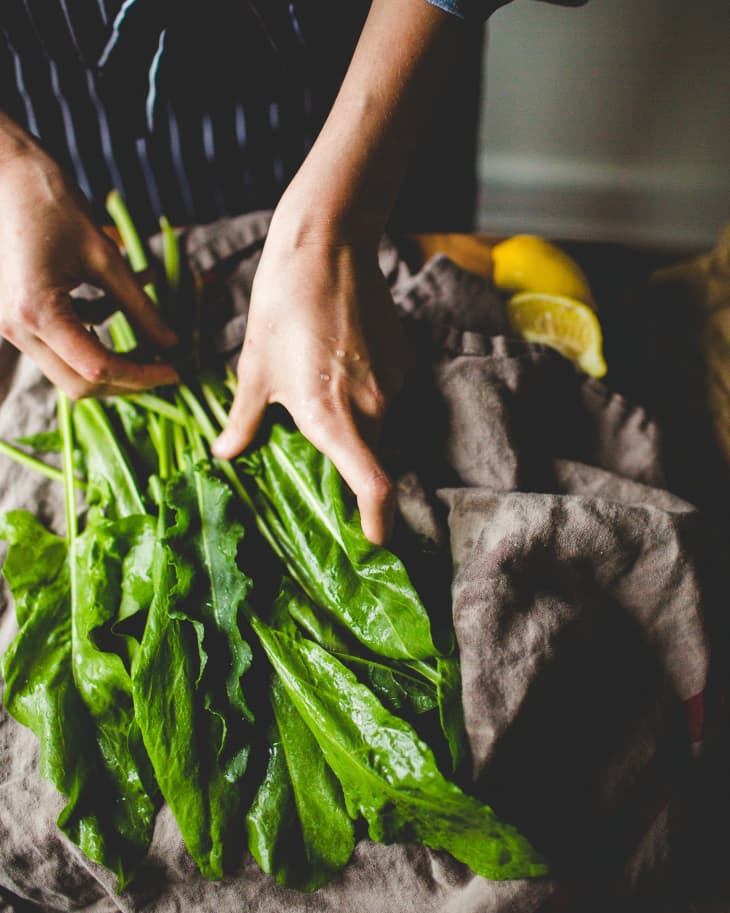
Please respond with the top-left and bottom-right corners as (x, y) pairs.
(492, 234), (595, 307)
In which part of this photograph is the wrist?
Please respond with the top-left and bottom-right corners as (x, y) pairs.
(269, 0), (461, 249)
(0, 112), (40, 165)
(270, 174), (386, 255)
(0, 116), (69, 209)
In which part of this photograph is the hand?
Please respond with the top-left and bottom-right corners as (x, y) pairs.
(212, 228), (411, 545)
(0, 132), (178, 398)
(213, 0), (462, 544)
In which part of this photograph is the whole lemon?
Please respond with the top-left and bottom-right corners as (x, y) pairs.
(492, 235), (595, 308)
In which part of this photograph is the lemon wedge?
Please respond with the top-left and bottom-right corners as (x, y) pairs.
(507, 291), (607, 378)
(492, 234), (595, 307)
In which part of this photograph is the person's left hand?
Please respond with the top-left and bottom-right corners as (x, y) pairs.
(211, 227), (411, 545)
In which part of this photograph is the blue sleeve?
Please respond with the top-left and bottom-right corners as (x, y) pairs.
(424, 0), (587, 22)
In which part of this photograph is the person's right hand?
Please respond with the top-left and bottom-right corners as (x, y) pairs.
(0, 130), (178, 398)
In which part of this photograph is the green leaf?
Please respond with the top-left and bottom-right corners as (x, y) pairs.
(14, 430), (62, 452)
(247, 678), (355, 892)
(166, 465), (254, 721)
(73, 398), (146, 519)
(131, 466), (255, 879)
(435, 656), (469, 772)
(251, 618), (548, 881)
(342, 653), (439, 715)
(245, 729), (296, 880)
(274, 576), (351, 651)
(240, 425), (466, 765)
(111, 398), (160, 481)
(0, 511), (154, 889)
(240, 424), (441, 661)
(270, 577), (440, 717)
(72, 514), (160, 845)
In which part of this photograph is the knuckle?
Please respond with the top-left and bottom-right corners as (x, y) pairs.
(64, 378), (94, 401)
(15, 296), (40, 330)
(362, 468), (393, 503)
(0, 315), (14, 340)
(367, 386), (387, 419)
(87, 235), (118, 273)
(77, 358), (111, 385)
(356, 373), (387, 412)
(302, 392), (345, 424)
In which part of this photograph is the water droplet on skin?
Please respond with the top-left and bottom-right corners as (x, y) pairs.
(319, 373), (330, 382)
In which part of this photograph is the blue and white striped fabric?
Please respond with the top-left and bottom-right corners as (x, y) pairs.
(0, 0), (582, 235)
(0, 1), (369, 233)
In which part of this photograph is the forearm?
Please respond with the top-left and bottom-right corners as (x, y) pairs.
(274, 0), (467, 246)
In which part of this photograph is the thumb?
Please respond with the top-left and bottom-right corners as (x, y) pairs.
(212, 358), (268, 459)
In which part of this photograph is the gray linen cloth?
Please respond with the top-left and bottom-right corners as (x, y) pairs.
(0, 213), (726, 913)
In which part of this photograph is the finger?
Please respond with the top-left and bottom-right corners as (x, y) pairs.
(211, 357), (268, 458)
(13, 331), (156, 399)
(85, 238), (178, 349)
(36, 300), (178, 390)
(303, 410), (395, 545)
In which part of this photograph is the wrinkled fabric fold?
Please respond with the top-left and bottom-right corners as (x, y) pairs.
(0, 212), (726, 913)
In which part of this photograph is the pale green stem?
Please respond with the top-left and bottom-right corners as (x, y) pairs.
(173, 421), (190, 471)
(157, 417), (173, 481)
(106, 190), (157, 301)
(57, 392), (77, 544)
(147, 413), (161, 456)
(178, 384), (252, 504)
(124, 393), (187, 425)
(109, 312), (138, 354)
(159, 216), (180, 299)
(106, 189), (154, 351)
(0, 440), (84, 489)
(201, 383), (228, 430)
(175, 392), (206, 463)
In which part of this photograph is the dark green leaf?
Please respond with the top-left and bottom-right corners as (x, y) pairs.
(111, 398), (159, 480)
(435, 656), (469, 771)
(341, 653), (438, 715)
(166, 465), (254, 721)
(247, 678), (354, 892)
(73, 514), (160, 827)
(246, 729), (296, 880)
(240, 424), (441, 661)
(251, 617), (548, 881)
(0, 511), (154, 889)
(270, 578), (438, 716)
(131, 466), (255, 879)
(14, 430), (62, 452)
(73, 398), (145, 519)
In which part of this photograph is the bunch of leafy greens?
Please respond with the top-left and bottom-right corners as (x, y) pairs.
(0, 193), (548, 892)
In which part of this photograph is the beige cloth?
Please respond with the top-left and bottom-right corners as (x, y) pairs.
(0, 213), (726, 913)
